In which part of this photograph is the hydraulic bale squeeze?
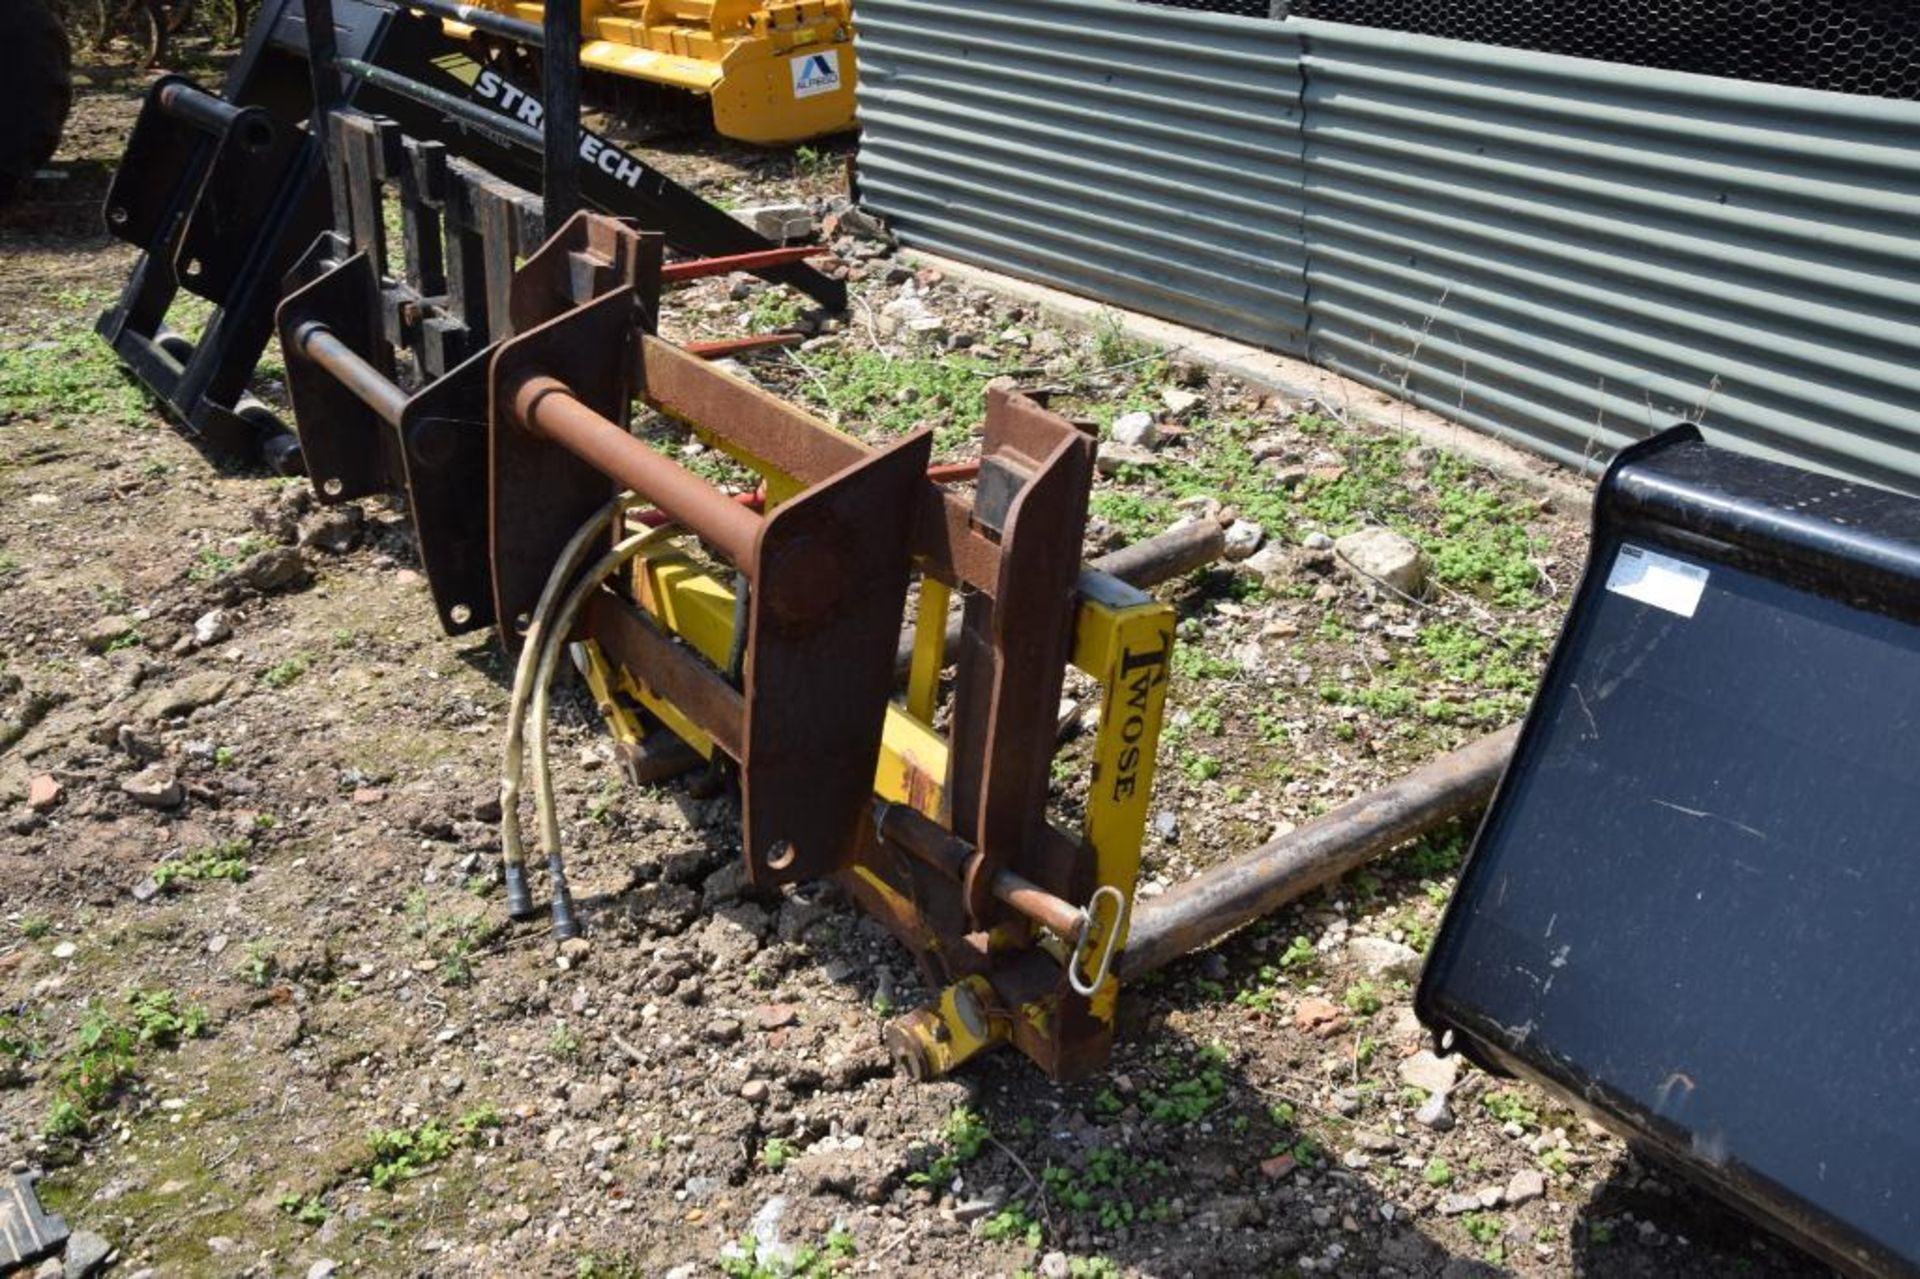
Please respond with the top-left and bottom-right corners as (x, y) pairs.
(280, 197), (1188, 1080)
(481, 215), (1177, 1080)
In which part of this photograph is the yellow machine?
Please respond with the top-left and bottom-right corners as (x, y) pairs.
(442, 0), (857, 144)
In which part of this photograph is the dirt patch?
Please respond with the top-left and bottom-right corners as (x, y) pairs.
(0, 37), (1831, 1279)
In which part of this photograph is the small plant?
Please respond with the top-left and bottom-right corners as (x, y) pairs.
(1342, 981), (1383, 1017)
(1423, 1157), (1452, 1187)
(1462, 1212), (1502, 1246)
(261, 655), (311, 689)
(276, 1193), (328, 1226)
(759, 1136), (793, 1172)
(719, 1224), (856, 1279)
(1139, 1044), (1229, 1125)
(188, 535), (271, 583)
(240, 941), (276, 989)
(1278, 934), (1318, 972)
(44, 991), (208, 1138)
(366, 1105), (499, 1190)
(152, 839), (252, 890)
(1482, 1089), (1541, 1130)
(18, 915), (53, 940)
(907, 1105), (990, 1187)
(981, 1205), (1043, 1248)
(126, 990), (209, 1046)
(548, 1023), (582, 1058)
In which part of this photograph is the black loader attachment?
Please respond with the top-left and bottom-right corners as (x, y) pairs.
(95, 0), (845, 471)
(1420, 426), (1920, 1278)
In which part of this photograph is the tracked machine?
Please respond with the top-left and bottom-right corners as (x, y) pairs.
(436, 0), (857, 144)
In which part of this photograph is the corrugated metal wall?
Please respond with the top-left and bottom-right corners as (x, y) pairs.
(855, 0), (1309, 353)
(855, 5), (1920, 491)
(1294, 21), (1920, 488)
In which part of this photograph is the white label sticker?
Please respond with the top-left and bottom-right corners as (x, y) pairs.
(1605, 543), (1709, 618)
(791, 49), (842, 99)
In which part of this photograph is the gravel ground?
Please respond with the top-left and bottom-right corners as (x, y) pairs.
(0, 37), (1835, 1279)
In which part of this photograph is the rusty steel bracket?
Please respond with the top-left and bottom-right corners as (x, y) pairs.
(275, 98), (664, 634)
(488, 274), (932, 885)
(482, 221), (1173, 1078)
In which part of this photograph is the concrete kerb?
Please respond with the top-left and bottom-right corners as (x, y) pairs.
(900, 248), (1598, 516)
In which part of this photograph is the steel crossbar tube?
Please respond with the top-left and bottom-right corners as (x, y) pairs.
(155, 80), (266, 147)
(511, 375), (764, 571)
(289, 322), (409, 427)
(404, 0), (544, 46)
(877, 801), (1086, 940)
(333, 56), (537, 152)
(1118, 724), (1520, 980)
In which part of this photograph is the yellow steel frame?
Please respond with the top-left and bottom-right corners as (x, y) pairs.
(440, 0), (857, 144)
(585, 531), (1174, 1075)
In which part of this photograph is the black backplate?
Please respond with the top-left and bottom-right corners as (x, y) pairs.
(1419, 425), (1920, 1278)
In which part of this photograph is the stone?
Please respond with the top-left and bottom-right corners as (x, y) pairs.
(1241, 543), (1292, 585)
(1152, 810), (1178, 843)
(953, 1185), (1005, 1223)
(1436, 1192), (1481, 1217)
(1221, 520), (1265, 561)
(1354, 1129), (1399, 1153)
(566, 1083), (606, 1116)
(1302, 531), (1335, 551)
(121, 767), (183, 810)
(82, 616), (136, 653)
(1414, 1094), (1455, 1131)
(305, 1261), (339, 1279)
(115, 726), (159, 761)
(735, 203), (816, 241)
(1505, 1168), (1546, 1206)
(1161, 387), (1204, 418)
(26, 775), (62, 812)
(141, 672), (234, 721)
(1095, 442), (1158, 476)
(753, 1004), (797, 1031)
(1293, 997), (1344, 1033)
(1039, 1253), (1071, 1279)
(740, 1079), (770, 1103)
(1109, 410), (1160, 448)
(696, 912), (761, 968)
(64, 1231), (113, 1278)
(298, 506), (363, 554)
(1333, 527), (1429, 599)
(558, 937), (591, 962)
(240, 547), (311, 594)
(1398, 1049), (1459, 1098)
(1249, 434), (1293, 462)
(903, 314), (948, 345)
(1348, 936), (1423, 982)
(1259, 1153), (1297, 1180)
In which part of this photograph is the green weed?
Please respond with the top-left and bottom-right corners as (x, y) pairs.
(276, 1193), (328, 1226)
(261, 654), (311, 689)
(365, 1105), (500, 1190)
(152, 839), (252, 890)
(1482, 1090), (1541, 1130)
(907, 1105), (990, 1187)
(788, 347), (1003, 455)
